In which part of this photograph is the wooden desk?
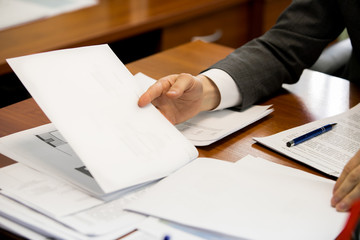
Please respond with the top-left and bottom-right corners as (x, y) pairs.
(0, 0), (253, 76)
(0, 0), (293, 76)
(1, 40), (360, 170)
(0, 40), (356, 238)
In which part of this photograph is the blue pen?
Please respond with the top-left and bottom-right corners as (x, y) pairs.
(286, 123), (337, 147)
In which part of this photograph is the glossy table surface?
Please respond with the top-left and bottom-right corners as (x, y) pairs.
(0, 0), (249, 75)
(0, 40), (358, 239)
(1, 40), (359, 178)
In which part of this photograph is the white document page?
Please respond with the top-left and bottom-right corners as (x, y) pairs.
(0, 194), (91, 240)
(135, 217), (244, 240)
(120, 230), (159, 240)
(0, 123), (111, 198)
(134, 217), (206, 240)
(125, 156), (348, 240)
(0, 162), (103, 217)
(6, 44), (198, 196)
(134, 72), (274, 146)
(0, 194), (141, 240)
(0, 215), (48, 240)
(58, 183), (152, 236)
(176, 106), (273, 146)
(0, 162), (152, 236)
(254, 103), (360, 177)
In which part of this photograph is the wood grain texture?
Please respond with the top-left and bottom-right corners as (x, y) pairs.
(0, 40), (358, 240)
(1, 41), (359, 178)
(0, 0), (249, 75)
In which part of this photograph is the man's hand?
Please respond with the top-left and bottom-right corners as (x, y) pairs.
(332, 150), (360, 211)
(138, 73), (220, 125)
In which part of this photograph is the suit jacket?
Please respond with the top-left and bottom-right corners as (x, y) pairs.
(209, 0), (360, 109)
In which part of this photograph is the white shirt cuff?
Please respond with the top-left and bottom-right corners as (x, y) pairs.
(201, 69), (242, 110)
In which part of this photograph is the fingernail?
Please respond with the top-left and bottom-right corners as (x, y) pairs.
(167, 90), (177, 96)
(331, 196), (339, 205)
(337, 202), (348, 212)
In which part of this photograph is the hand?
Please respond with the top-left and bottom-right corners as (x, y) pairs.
(138, 73), (220, 124)
(332, 150), (360, 211)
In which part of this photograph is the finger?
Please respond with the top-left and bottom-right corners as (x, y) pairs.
(165, 73), (197, 98)
(138, 75), (178, 107)
(335, 183), (360, 212)
(334, 151), (360, 193)
(138, 92), (153, 107)
(332, 164), (360, 209)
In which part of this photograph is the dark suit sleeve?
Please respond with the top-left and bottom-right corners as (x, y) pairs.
(208, 0), (344, 109)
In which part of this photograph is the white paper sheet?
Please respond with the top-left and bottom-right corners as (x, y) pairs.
(0, 162), (152, 236)
(59, 184), (151, 236)
(135, 217), (244, 240)
(0, 193), (141, 239)
(120, 230), (158, 240)
(0, 162), (103, 217)
(0, 185), (150, 238)
(0, 215), (48, 240)
(125, 156), (348, 240)
(134, 217), (207, 240)
(134, 72), (274, 146)
(5, 44), (198, 196)
(254, 103), (360, 177)
(176, 106), (273, 146)
(0, 123), (108, 198)
(0, 194), (91, 239)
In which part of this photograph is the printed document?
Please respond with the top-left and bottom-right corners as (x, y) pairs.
(254, 103), (360, 177)
(133, 217), (243, 240)
(0, 193), (143, 240)
(0, 162), (155, 238)
(176, 106), (273, 146)
(2, 44), (198, 199)
(125, 155), (348, 240)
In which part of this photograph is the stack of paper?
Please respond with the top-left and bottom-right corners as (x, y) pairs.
(0, 45), (349, 239)
(0, 163), (150, 239)
(125, 155), (348, 240)
(3, 44), (198, 200)
(0, 155), (349, 239)
(0, 44), (198, 239)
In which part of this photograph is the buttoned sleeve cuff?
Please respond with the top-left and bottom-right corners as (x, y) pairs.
(201, 69), (242, 110)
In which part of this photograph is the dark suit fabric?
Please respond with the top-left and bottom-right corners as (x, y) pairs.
(209, 0), (360, 109)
